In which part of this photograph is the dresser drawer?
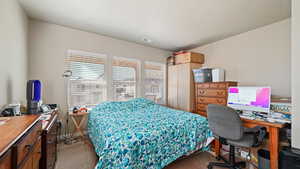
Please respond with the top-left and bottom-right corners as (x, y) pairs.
(197, 89), (227, 98)
(20, 155), (32, 169)
(194, 111), (207, 117)
(197, 97), (227, 105)
(19, 138), (41, 169)
(196, 83), (210, 89)
(32, 138), (41, 169)
(17, 121), (42, 166)
(0, 150), (11, 169)
(196, 103), (207, 112)
(209, 83), (227, 89)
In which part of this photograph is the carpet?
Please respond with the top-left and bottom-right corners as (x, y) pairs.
(55, 141), (247, 169)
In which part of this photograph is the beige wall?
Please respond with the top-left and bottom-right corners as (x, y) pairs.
(191, 19), (291, 97)
(292, 0), (300, 149)
(28, 19), (170, 114)
(0, 0), (28, 106)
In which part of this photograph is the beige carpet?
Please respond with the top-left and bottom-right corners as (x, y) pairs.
(55, 141), (247, 169)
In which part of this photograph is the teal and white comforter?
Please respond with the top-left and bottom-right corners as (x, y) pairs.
(88, 98), (213, 169)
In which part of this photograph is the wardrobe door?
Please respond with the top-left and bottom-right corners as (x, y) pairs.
(176, 63), (189, 111)
(167, 65), (178, 109)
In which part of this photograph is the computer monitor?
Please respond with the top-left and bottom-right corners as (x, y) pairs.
(227, 87), (271, 113)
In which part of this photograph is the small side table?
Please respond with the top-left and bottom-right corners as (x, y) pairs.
(69, 111), (89, 140)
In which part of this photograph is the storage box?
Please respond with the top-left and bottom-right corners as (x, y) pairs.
(192, 68), (212, 83)
(212, 68), (225, 82)
(175, 52), (204, 65)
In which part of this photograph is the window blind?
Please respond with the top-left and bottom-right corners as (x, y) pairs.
(65, 53), (107, 109)
(144, 62), (166, 104)
(112, 57), (138, 101)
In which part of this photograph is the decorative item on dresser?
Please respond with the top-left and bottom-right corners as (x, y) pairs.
(40, 111), (58, 169)
(0, 115), (41, 169)
(195, 81), (238, 116)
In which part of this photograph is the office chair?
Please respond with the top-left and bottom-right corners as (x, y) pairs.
(207, 104), (266, 169)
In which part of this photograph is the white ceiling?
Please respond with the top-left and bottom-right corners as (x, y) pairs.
(19, 0), (291, 51)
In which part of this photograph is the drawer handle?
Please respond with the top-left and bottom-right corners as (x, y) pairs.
(25, 144), (33, 151)
(217, 99), (224, 104)
(217, 91), (224, 95)
(199, 99), (204, 102)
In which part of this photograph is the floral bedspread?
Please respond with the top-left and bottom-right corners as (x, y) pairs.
(88, 98), (213, 169)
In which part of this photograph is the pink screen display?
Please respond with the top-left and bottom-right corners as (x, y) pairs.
(228, 87), (270, 108)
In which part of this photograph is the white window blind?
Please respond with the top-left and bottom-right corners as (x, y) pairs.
(112, 57), (138, 101)
(65, 53), (107, 109)
(144, 62), (166, 104)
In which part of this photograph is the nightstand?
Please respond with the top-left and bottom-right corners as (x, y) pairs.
(68, 111), (89, 139)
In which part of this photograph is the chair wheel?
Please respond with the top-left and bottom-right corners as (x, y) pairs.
(215, 156), (221, 161)
(207, 164), (213, 169)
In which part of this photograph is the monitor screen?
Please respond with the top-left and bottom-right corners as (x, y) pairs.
(227, 87), (271, 113)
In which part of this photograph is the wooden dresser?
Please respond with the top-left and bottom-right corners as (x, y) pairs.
(195, 82), (238, 116)
(0, 115), (41, 169)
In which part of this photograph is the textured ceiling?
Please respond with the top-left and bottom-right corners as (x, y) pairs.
(19, 0), (291, 51)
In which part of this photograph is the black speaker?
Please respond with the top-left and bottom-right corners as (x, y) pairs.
(280, 147), (300, 169)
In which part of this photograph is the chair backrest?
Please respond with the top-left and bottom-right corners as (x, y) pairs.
(207, 104), (244, 140)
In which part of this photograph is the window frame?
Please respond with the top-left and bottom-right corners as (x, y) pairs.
(65, 50), (166, 108)
(66, 50), (108, 110)
(111, 56), (141, 101)
(144, 61), (167, 104)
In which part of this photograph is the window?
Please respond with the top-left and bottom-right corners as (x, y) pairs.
(144, 62), (166, 104)
(112, 57), (138, 101)
(65, 51), (107, 109)
(65, 50), (166, 107)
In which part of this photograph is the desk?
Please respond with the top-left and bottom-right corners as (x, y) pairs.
(197, 112), (285, 169)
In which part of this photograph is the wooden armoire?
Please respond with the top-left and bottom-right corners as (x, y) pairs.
(167, 63), (202, 112)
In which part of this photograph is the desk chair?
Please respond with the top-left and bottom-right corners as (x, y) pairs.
(207, 104), (266, 169)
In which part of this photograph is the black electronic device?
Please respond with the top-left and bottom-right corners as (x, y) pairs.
(0, 104), (21, 117)
(280, 147), (300, 169)
(0, 108), (15, 117)
(47, 104), (58, 109)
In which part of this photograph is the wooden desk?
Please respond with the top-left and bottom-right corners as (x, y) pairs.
(244, 118), (284, 169)
(197, 112), (285, 169)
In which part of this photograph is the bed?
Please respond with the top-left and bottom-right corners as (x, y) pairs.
(88, 98), (213, 169)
